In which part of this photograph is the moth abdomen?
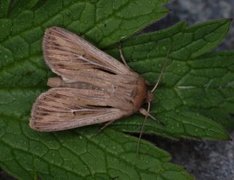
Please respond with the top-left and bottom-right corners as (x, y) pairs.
(47, 77), (63, 87)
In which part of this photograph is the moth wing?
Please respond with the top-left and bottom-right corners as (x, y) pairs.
(30, 88), (129, 132)
(43, 27), (130, 82)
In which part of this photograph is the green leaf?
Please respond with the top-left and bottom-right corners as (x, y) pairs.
(0, 0), (41, 18)
(0, 0), (169, 47)
(107, 20), (233, 139)
(0, 0), (194, 179)
(0, 115), (192, 179)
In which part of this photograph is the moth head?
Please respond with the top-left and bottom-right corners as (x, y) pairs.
(138, 87), (156, 121)
(138, 71), (163, 119)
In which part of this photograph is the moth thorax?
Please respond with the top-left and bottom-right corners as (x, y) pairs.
(133, 77), (148, 111)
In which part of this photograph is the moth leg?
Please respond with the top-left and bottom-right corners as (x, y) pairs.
(98, 120), (117, 133)
(119, 45), (130, 68)
(137, 107), (165, 152)
(139, 108), (155, 120)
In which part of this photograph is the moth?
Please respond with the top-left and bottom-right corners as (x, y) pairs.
(30, 27), (159, 132)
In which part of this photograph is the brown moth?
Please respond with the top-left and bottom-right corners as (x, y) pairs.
(29, 27), (157, 132)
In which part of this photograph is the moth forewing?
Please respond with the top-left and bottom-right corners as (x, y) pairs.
(43, 27), (131, 77)
(30, 27), (150, 132)
(30, 88), (129, 132)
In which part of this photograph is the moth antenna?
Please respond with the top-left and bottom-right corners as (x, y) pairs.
(119, 45), (130, 68)
(151, 46), (172, 93)
(137, 114), (148, 154)
(137, 103), (152, 153)
(151, 68), (164, 93)
(137, 47), (172, 152)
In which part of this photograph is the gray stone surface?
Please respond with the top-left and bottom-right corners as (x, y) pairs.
(153, 133), (234, 180)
